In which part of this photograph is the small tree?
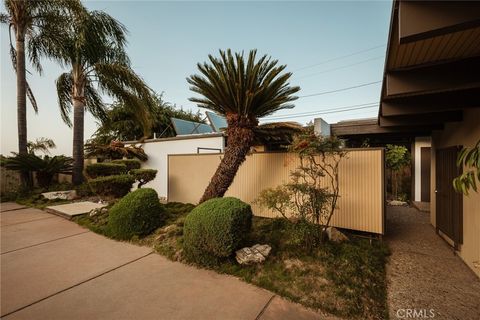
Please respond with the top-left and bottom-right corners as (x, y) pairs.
(385, 144), (410, 200)
(256, 128), (347, 247)
(453, 139), (480, 195)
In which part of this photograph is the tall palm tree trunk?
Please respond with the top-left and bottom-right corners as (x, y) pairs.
(72, 97), (85, 185)
(16, 36), (27, 155)
(16, 32), (31, 187)
(199, 116), (256, 203)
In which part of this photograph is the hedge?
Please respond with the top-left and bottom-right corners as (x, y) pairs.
(88, 174), (135, 198)
(111, 159), (141, 172)
(85, 163), (126, 178)
(130, 168), (157, 188)
(183, 197), (252, 265)
(107, 188), (165, 240)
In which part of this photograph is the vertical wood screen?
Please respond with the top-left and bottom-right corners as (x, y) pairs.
(168, 149), (384, 234)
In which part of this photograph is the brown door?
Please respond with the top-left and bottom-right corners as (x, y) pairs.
(435, 146), (463, 248)
(420, 147), (431, 202)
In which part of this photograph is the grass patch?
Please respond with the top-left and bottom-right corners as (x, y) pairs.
(73, 201), (389, 320)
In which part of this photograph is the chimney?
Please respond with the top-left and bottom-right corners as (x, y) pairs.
(313, 118), (331, 136)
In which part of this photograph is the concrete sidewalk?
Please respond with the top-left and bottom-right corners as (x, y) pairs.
(0, 203), (328, 320)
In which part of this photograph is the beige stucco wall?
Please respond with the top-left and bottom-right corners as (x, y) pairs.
(431, 108), (480, 277)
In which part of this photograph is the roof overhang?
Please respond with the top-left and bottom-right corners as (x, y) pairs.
(378, 0), (480, 131)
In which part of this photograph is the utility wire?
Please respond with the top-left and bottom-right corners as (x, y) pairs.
(293, 44), (386, 72)
(263, 105), (379, 121)
(265, 101), (378, 119)
(294, 56), (384, 80)
(298, 80), (382, 98)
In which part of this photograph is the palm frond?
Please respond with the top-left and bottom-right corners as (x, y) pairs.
(187, 49), (300, 120)
(55, 72), (73, 126)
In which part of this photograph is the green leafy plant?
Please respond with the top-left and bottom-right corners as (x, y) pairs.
(88, 174), (135, 198)
(385, 144), (410, 200)
(129, 168), (157, 188)
(107, 188), (165, 240)
(27, 137), (56, 155)
(84, 140), (148, 162)
(183, 197), (252, 265)
(1, 153), (73, 188)
(111, 159), (141, 172)
(85, 162), (127, 178)
(453, 139), (480, 195)
(256, 129), (347, 248)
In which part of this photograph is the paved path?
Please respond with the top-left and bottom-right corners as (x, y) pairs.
(0, 203), (327, 320)
(385, 206), (480, 320)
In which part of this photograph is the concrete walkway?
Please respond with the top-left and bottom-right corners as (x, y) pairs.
(0, 203), (327, 320)
(385, 206), (480, 320)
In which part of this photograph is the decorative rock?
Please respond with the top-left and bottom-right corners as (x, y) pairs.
(251, 244), (272, 257)
(388, 200), (408, 206)
(325, 226), (349, 243)
(235, 244), (272, 265)
(41, 190), (77, 200)
(89, 207), (108, 217)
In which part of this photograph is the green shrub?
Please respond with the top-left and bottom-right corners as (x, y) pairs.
(85, 163), (127, 178)
(183, 197), (252, 265)
(130, 168), (157, 188)
(76, 182), (95, 197)
(112, 159), (141, 172)
(107, 188), (165, 239)
(88, 174), (135, 197)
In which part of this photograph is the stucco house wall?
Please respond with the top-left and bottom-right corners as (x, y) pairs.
(131, 134), (224, 200)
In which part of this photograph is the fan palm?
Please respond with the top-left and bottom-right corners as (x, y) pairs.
(188, 49), (300, 203)
(53, 7), (155, 184)
(1, 0), (78, 185)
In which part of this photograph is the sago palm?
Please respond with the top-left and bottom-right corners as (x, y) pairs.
(188, 49), (300, 203)
(53, 8), (155, 184)
(1, 0), (77, 185)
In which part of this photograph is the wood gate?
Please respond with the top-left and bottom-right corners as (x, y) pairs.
(435, 146), (463, 248)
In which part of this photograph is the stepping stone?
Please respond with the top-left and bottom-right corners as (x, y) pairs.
(46, 201), (107, 220)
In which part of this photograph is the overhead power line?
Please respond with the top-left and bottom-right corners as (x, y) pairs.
(265, 101), (378, 119)
(293, 44), (386, 72)
(263, 105), (379, 121)
(294, 56), (384, 80)
(298, 80), (382, 98)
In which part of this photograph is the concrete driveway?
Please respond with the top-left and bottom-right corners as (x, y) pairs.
(0, 203), (328, 320)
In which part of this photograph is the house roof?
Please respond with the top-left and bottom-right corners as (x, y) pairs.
(377, 0), (480, 131)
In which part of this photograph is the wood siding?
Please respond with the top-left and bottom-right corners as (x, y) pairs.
(168, 149), (385, 234)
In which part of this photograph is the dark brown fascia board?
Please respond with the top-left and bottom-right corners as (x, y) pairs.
(398, 1), (480, 44)
(332, 123), (442, 136)
(385, 57), (480, 97)
(381, 88), (480, 116)
(379, 110), (463, 127)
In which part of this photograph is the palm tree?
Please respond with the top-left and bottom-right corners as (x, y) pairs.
(27, 137), (56, 155)
(1, 0), (76, 185)
(188, 49), (300, 203)
(53, 8), (155, 185)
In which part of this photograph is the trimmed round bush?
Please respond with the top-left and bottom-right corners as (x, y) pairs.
(85, 163), (127, 178)
(89, 174), (135, 198)
(130, 168), (157, 187)
(107, 188), (165, 240)
(183, 197), (252, 265)
(112, 159), (141, 172)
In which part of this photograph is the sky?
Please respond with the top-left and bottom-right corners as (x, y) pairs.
(1, 0), (392, 155)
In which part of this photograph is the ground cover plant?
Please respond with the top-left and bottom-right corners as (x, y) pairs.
(75, 201), (389, 320)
